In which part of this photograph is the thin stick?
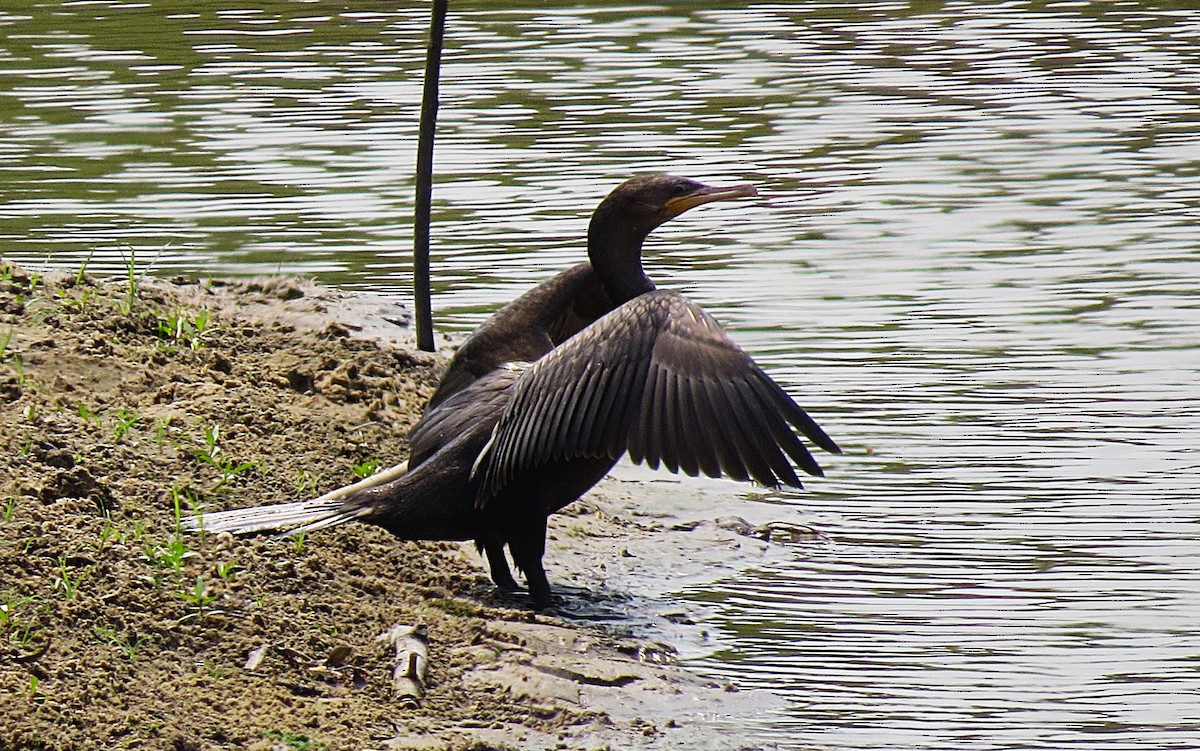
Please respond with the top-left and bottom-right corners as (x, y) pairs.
(413, 0), (448, 352)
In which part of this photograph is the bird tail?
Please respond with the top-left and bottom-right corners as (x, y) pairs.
(183, 496), (371, 537)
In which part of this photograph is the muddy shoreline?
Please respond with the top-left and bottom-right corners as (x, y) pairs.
(0, 264), (785, 750)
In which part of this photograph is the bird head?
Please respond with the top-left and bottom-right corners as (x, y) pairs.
(590, 174), (758, 240)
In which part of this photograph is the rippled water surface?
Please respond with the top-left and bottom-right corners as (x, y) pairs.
(4, 2), (1199, 748)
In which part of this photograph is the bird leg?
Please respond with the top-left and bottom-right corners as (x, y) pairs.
(479, 537), (519, 591)
(506, 515), (552, 610)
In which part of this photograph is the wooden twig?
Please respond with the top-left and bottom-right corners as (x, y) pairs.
(377, 624), (429, 707)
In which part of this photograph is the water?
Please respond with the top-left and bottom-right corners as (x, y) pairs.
(4, 2), (1200, 748)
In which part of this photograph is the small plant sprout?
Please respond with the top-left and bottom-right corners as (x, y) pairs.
(352, 459), (380, 479)
(155, 309), (211, 349)
(94, 624), (141, 660)
(168, 486), (200, 533)
(129, 520), (147, 544)
(118, 246), (140, 313)
(263, 730), (325, 751)
(55, 284), (95, 312)
(152, 417), (172, 445)
(112, 407), (139, 441)
(54, 556), (83, 599)
(0, 594), (33, 628)
(2, 496), (15, 522)
(74, 253), (92, 286)
(0, 330), (28, 389)
(92, 491), (114, 521)
(193, 426), (257, 490)
(215, 560), (238, 581)
(179, 576), (218, 610)
(200, 423), (220, 455)
(292, 531), (307, 553)
(25, 268), (42, 298)
(96, 520), (120, 551)
(9, 620), (40, 649)
(2, 323), (26, 378)
(200, 454), (257, 491)
(144, 534), (196, 572)
(25, 675), (41, 703)
(195, 423), (223, 466)
(294, 469), (322, 496)
(8, 355), (28, 389)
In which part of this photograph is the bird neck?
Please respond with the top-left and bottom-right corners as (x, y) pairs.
(587, 218), (657, 303)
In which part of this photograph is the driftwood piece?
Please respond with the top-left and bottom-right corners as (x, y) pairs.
(377, 623), (428, 708)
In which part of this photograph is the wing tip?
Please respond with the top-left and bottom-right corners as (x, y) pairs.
(820, 435), (843, 456)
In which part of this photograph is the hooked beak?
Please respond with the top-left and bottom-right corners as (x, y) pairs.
(665, 183), (758, 215)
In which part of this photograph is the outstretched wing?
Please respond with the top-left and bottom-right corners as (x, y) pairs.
(474, 290), (840, 504)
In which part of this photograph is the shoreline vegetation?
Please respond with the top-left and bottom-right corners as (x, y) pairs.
(0, 262), (775, 751)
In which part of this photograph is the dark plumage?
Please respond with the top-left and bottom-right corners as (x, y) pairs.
(187, 175), (841, 609)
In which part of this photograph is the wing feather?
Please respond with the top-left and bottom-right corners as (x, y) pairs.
(724, 377), (781, 486)
(580, 363), (616, 455)
(670, 371), (700, 477)
(732, 381), (802, 488)
(534, 378), (566, 462)
(702, 377), (753, 483)
(647, 362), (670, 471)
(474, 291), (838, 504)
(664, 369), (687, 474)
(770, 376), (842, 456)
(596, 356), (633, 457)
(680, 375), (721, 478)
(627, 360), (653, 465)
(749, 375), (825, 477)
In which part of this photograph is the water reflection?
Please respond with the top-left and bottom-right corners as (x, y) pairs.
(4, 2), (1200, 748)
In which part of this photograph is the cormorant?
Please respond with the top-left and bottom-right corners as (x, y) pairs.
(187, 175), (841, 609)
